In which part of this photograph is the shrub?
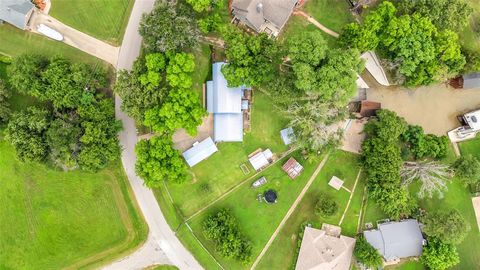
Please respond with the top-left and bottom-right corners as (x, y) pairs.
(452, 155), (480, 186)
(354, 236), (383, 269)
(422, 209), (470, 244)
(421, 238), (460, 270)
(203, 209), (252, 263)
(314, 193), (338, 217)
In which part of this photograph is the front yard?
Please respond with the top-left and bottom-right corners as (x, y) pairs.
(49, 0), (134, 45)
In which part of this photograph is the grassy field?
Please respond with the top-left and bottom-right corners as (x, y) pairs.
(165, 92), (289, 218)
(459, 134), (480, 159)
(49, 0), (134, 46)
(0, 24), (106, 67)
(0, 139), (147, 270)
(186, 151), (323, 270)
(303, 0), (354, 33)
(256, 150), (365, 270)
(192, 44), (212, 96)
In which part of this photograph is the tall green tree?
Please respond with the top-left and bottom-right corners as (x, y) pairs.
(114, 56), (166, 122)
(166, 52), (195, 89)
(144, 89), (206, 136)
(46, 117), (82, 169)
(139, 2), (199, 53)
(8, 54), (48, 98)
(135, 136), (187, 187)
(5, 107), (51, 162)
(421, 238), (460, 270)
(422, 209), (470, 244)
(287, 31), (327, 66)
(222, 27), (282, 87)
(396, 0), (473, 31)
(452, 155), (480, 187)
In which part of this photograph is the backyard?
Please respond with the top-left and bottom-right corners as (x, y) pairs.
(49, 0), (134, 45)
(460, 0), (480, 51)
(255, 150), (365, 270)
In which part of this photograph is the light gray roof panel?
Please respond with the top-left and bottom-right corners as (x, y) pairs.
(182, 137), (218, 167)
(214, 113), (244, 142)
(463, 73), (480, 89)
(0, 0), (33, 29)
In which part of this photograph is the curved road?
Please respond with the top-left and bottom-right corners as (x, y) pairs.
(104, 0), (203, 269)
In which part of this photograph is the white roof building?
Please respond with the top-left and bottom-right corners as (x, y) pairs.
(280, 127), (296, 145)
(295, 226), (356, 270)
(463, 109), (480, 131)
(249, 149), (273, 171)
(182, 137), (218, 167)
(207, 62), (249, 142)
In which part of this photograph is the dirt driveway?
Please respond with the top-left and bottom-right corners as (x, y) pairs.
(367, 84), (480, 135)
(172, 114), (214, 151)
(28, 11), (119, 65)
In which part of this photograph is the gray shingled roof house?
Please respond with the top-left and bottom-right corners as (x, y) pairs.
(231, 0), (298, 36)
(0, 0), (34, 30)
(364, 219), (424, 263)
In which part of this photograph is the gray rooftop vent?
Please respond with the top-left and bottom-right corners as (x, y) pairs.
(256, 3), (263, 13)
(472, 116), (477, 123)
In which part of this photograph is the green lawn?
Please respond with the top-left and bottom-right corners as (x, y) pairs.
(49, 0), (134, 46)
(192, 43), (212, 96)
(0, 24), (106, 67)
(0, 140), (147, 270)
(165, 92), (289, 218)
(459, 134), (480, 159)
(256, 150), (365, 270)
(187, 151), (323, 270)
(303, 0), (354, 33)
(280, 15), (339, 48)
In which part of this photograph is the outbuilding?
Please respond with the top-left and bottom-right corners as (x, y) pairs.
(182, 137), (218, 167)
(282, 157), (303, 179)
(249, 149), (273, 171)
(0, 0), (34, 30)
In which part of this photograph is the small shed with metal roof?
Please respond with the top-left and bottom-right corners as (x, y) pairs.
(182, 137), (218, 167)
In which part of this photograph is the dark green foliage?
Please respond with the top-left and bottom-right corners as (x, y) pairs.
(114, 55), (166, 122)
(8, 54), (49, 98)
(314, 193), (338, 217)
(452, 155), (480, 186)
(362, 110), (415, 219)
(197, 13), (223, 34)
(0, 79), (10, 123)
(421, 238), (460, 270)
(402, 125), (449, 159)
(5, 107), (51, 162)
(222, 27), (282, 87)
(340, 1), (465, 86)
(139, 2), (199, 53)
(135, 136), (187, 187)
(203, 209), (252, 263)
(396, 0), (473, 31)
(463, 47), (480, 73)
(144, 89), (206, 136)
(354, 236), (383, 269)
(422, 209), (470, 245)
(287, 31), (327, 66)
(6, 54), (121, 171)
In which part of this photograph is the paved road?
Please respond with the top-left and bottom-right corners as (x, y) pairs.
(29, 11), (119, 65)
(104, 0), (203, 269)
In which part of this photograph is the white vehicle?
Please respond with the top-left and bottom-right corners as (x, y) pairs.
(36, 24), (63, 41)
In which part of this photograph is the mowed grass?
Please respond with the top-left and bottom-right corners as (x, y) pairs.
(303, 0), (354, 33)
(280, 15), (339, 48)
(187, 151), (323, 270)
(165, 92), (289, 218)
(256, 150), (365, 270)
(459, 134), (480, 159)
(0, 24), (106, 67)
(49, 0), (134, 45)
(192, 44), (212, 96)
(0, 140), (147, 270)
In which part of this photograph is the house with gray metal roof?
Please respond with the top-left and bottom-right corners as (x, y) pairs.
(231, 0), (298, 36)
(0, 0), (34, 30)
(207, 62), (250, 142)
(363, 219), (424, 263)
(182, 137), (218, 167)
(463, 73), (480, 89)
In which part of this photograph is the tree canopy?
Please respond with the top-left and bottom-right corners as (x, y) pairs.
(0, 79), (11, 123)
(422, 209), (470, 245)
(396, 0), (473, 31)
(135, 136), (187, 187)
(452, 155), (480, 187)
(339, 1), (466, 86)
(421, 238), (460, 270)
(222, 27), (282, 87)
(139, 2), (199, 53)
(7, 54), (121, 171)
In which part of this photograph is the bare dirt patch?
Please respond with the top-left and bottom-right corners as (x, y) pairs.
(367, 84), (480, 135)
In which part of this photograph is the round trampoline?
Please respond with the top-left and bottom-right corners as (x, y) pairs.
(264, 189), (277, 203)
